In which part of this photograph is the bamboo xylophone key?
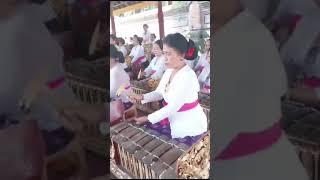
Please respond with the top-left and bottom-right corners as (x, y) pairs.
(110, 122), (129, 134)
(149, 142), (186, 178)
(134, 135), (170, 178)
(159, 147), (185, 166)
(142, 143), (172, 165)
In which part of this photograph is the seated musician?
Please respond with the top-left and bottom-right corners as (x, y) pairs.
(0, 0), (90, 156)
(198, 49), (210, 94)
(150, 33), (156, 44)
(110, 34), (119, 50)
(118, 37), (128, 69)
(129, 35), (148, 67)
(281, 11), (320, 105)
(129, 33), (208, 145)
(194, 38), (210, 76)
(118, 37), (127, 57)
(267, 0), (320, 49)
(129, 35), (148, 79)
(212, 0), (307, 179)
(110, 45), (133, 110)
(140, 40), (166, 80)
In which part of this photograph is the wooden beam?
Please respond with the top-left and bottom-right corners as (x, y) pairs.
(111, 8), (116, 36)
(158, 1), (164, 39)
(113, 1), (157, 16)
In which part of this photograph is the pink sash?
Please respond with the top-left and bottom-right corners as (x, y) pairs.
(125, 85), (130, 90)
(46, 76), (65, 89)
(151, 70), (156, 75)
(133, 56), (145, 66)
(159, 99), (199, 126)
(289, 14), (302, 33)
(196, 66), (204, 75)
(304, 76), (320, 88)
(215, 121), (282, 160)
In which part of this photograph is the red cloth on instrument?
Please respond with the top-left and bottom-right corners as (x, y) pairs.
(133, 56), (145, 66)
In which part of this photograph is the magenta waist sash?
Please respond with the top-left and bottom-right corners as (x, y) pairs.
(46, 76), (65, 89)
(159, 99), (199, 126)
(204, 85), (210, 90)
(215, 121), (283, 161)
(133, 56), (145, 65)
(151, 70), (156, 75)
(304, 76), (320, 88)
(289, 14), (302, 33)
(124, 85), (130, 90)
(196, 66), (205, 75)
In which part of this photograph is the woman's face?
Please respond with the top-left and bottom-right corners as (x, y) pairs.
(133, 37), (139, 46)
(143, 26), (148, 32)
(152, 43), (162, 57)
(110, 38), (116, 45)
(163, 44), (184, 69)
(150, 35), (156, 42)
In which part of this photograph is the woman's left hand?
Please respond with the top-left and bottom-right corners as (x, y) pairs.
(135, 116), (149, 125)
(288, 85), (319, 104)
(19, 78), (47, 111)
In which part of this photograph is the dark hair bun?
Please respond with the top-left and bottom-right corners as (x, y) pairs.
(163, 33), (188, 55)
(184, 39), (198, 60)
(110, 44), (125, 63)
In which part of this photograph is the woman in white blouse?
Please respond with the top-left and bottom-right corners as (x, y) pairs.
(110, 45), (131, 108)
(129, 35), (147, 67)
(129, 35), (148, 79)
(281, 11), (320, 102)
(194, 39), (210, 75)
(118, 37), (127, 57)
(198, 50), (210, 94)
(117, 37), (128, 69)
(142, 40), (166, 80)
(129, 33), (207, 144)
(213, 0), (307, 179)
